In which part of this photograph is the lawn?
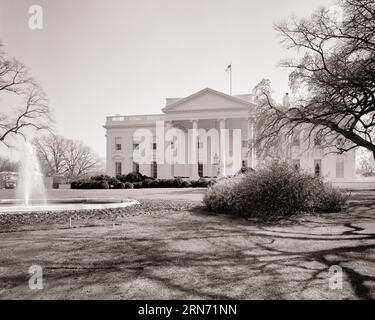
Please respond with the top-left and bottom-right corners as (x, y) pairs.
(0, 188), (374, 299)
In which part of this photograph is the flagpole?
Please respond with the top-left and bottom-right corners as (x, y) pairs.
(226, 63), (232, 95)
(230, 65), (232, 95)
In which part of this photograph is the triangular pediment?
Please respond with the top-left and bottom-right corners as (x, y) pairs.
(162, 88), (252, 113)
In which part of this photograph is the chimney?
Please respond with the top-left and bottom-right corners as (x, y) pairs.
(283, 93), (290, 108)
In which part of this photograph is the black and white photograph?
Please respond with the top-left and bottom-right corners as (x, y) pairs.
(0, 0), (374, 305)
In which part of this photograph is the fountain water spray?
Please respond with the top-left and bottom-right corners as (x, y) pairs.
(0, 139), (138, 213)
(16, 139), (47, 206)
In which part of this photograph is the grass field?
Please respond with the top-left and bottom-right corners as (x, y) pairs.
(0, 188), (374, 299)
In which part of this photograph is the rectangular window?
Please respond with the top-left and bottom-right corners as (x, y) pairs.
(197, 142), (204, 149)
(336, 157), (345, 178)
(151, 161), (157, 178)
(293, 159), (301, 170)
(152, 143), (157, 150)
(198, 162), (203, 177)
(115, 162), (122, 176)
(133, 162), (139, 173)
(242, 140), (248, 148)
(314, 159), (322, 177)
(115, 137), (122, 151)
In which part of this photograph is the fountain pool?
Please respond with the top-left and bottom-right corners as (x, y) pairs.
(0, 140), (138, 214)
(0, 198), (139, 213)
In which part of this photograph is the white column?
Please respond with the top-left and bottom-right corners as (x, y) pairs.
(165, 121), (174, 178)
(190, 120), (200, 179)
(219, 118), (226, 177)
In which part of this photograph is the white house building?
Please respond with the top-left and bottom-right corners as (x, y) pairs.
(104, 88), (356, 185)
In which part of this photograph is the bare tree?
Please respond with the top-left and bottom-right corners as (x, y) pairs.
(252, 79), (293, 162)
(33, 135), (67, 177)
(63, 139), (100, 180)
(0, 42), (52, 146)
(33, 134), (101, 180)
(257, 0), (375, 158)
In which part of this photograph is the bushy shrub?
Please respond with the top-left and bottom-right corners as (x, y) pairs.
(71, 179), (109, 189)
(191, 178), (210, 188)
(150, 180), (159, 188)
(90, 174), (112, 182)
(90, 175), (122, 188)
(96, 180), (110, 189)
(166, 179), (177, 187)
(172, 178), (185, 188)
(312, 183), (348, 212)
(132, 182), (143, 189)
(203, 176), (243, 213)
(152, 179), (173, 188)
(117, 172), (140, 183)
(70, 181), (79, 189)
(116, 175), (128, 183)
(203, 162), (347, 218)
(207, 179), (217, 187)
(181, 180), (192, 188)
(142, 178), (155, 188)
(152, 179), (164, 188)
(124, 182), (134, 189)
(117, 172), (153, 183)
(112, 181), (125, 189)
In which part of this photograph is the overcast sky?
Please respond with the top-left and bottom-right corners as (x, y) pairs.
(0, 0), (334, 159)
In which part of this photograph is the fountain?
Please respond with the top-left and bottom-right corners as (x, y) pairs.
(0, 139), (138, 214)
(16, 139), (47, 206)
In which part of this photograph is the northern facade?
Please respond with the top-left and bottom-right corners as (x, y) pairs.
(104, 88), (356, 184)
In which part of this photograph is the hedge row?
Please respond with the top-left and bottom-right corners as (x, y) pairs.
(136, 178), (215, 189)
(71, 176), (215, 189)
(71, 180), (110, 189)
(117, 172), (150, 183)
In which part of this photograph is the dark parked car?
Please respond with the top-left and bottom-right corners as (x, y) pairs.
(4, 180), (16, 189)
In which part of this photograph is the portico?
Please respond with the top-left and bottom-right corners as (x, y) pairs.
(104, 88), (256, 179)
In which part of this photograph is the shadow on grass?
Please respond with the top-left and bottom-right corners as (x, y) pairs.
(190, 204), (307, 227)
(1, 199), (374, 299)
(5, 227), (372, 299)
